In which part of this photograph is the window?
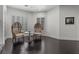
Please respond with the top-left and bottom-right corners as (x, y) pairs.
(37, 17), (45, 30)
(12, 16), (27, 32)
(12, 16), (15, 24)
(37, 18), (40, 23)
(41, 17), (45, 30)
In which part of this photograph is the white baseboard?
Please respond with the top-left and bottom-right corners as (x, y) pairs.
(58, 37), (79, 41)
(46, 34), (79, 41)
(47, 34), (59, 39)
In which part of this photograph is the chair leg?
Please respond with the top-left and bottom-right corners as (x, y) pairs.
(15, 38), (17, 43)
(40, 35), (41, 40)
(23, 36), (24, 43)
(12, 37), (16, 43)
(18, 38), (19, 43)
(12, 38), (14, 44)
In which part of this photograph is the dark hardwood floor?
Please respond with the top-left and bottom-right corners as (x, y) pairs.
(1, 36), (79, 54)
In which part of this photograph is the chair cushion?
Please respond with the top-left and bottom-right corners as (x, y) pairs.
(15, 33), (24, 37)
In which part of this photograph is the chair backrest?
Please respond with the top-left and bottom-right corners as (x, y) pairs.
(34, 23), (43, 33)
(11, 22), (22, 35)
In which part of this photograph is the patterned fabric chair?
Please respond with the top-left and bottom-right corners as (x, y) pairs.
(11, 22), (24, 43)
(33, 23), (43, 41)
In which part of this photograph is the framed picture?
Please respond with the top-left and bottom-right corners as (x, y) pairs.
(65, 17), (74, 24)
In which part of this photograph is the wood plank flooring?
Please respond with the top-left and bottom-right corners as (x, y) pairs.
(1, 36), (79, 54)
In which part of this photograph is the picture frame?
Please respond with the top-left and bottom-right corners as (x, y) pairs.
(65, 17), (74, 24)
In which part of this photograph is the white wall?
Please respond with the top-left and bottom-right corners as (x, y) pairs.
(5, 5), (79, 41)
(31, 6), (79, 41)
(5, 7), (32, 39)
(0, 5), (3, 50)
(29, 6), (79, 40)
(29, 12), (46, 32)
(0, 6), (3, 44)
(59, 5), (79, 40)
(46, 6), (60, 39)
(4, 7), (47, 39)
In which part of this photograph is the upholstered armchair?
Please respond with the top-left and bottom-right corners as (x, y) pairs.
(11, 22), (24, 43)
(33, 23), (43, 41)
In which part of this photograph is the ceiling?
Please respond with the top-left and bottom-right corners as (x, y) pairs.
(8, 5), (57, 12)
